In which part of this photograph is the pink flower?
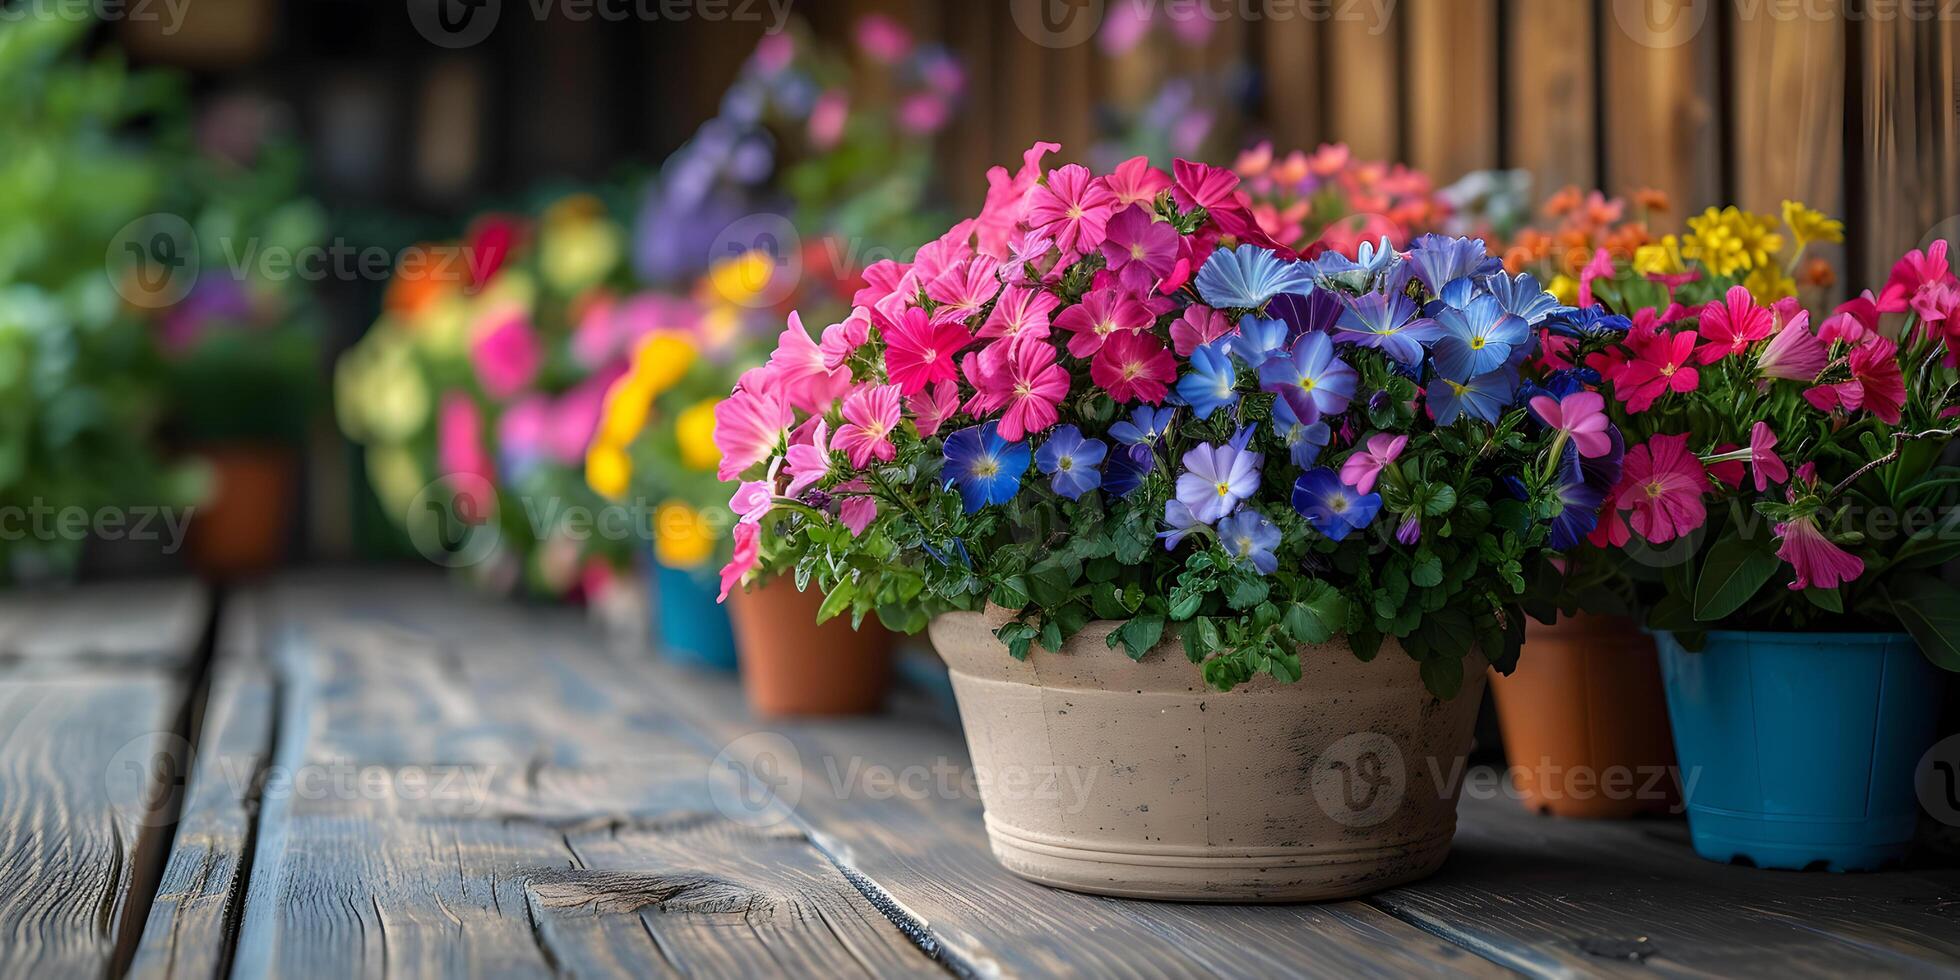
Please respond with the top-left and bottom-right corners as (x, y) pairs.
(834, 383), (904, 469)
(981, 341), (1070, 441)
(1053, 286), (1154, 358)
(1171, 159), (1287, 253)
(1748, 421), (1788, 491)
(1169, 304), (1236, 357)
(820, 309), (872, 370)
(1695, 286), (1774, 364)
(907, 381), (960, 438)
(1755, 308), (1826, 380)
(713, 368), (794, 481)
(1776, 514), (1864, 591)
(1104, 156), (1171, 207)
(925, 255), (1003, 324)
(1530, 391), (1613, 458)
(1340, 433), (1408, 495)
(438, 391), (491, 485)
(1852, 336), (1906, 424)
(470, 315), (542, 398)
(855, 13), (913, 63)
(972, 142), (1060, 258)
(1027, 164), (1117, 256)
(730, 480), (774, 524)
(853, 259), (919, 323)
(808, 89), (847, 150)
(898, 93), (950, 135)
(1001, 230), (1056, 283)
(1090, 331), (1177, 405)
(1100, 205), (1180, 292)
(1818, 291), (1880, 345)
(1578, 248), (1614, 308)
(839, 492), (878, 537)
(718, 521), (761, 602)
(784, 418), (832, 497)
(547, 368), (621, 464)
(1617, 330), (1701, 413)
(884, 307), (973, 395)
(768, 312), (853, 412)
(497, 395), (549, 467)
(1878, 240), (1953, 313)
(978, 285), (1060, 341)
(1616, 433), (1708, 544)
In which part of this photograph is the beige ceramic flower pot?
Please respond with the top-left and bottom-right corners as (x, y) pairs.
(929, 609), (1488, 902)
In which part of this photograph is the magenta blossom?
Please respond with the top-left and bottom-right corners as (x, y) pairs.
(1100, 205), (1179, 292)
(1340, 433), (1407, 495)
(1026, 163), (1116, 256)
(834, 384), (904, 469)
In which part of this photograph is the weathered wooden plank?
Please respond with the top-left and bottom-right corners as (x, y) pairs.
(1367, 790), (1960, 978)
(1323, 10), (1403, 162)
(1257, 12), (1323, 152)
(1600, 0), (1722, 209)
(1856, 16), (1960, 287)
(1731, 0), (1845, 297)
(1505, 0), (1599, 195)
(1405, 0), (1500, 183)
(132, 575), (938, 979)
(644, 657), (1512, 979)
(0, 580), (206, 668)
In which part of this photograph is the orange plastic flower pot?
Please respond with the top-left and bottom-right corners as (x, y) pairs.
(187, 444), (298, 580)
(1488, 615), (1680, 819)
(728, 576), (894, 717)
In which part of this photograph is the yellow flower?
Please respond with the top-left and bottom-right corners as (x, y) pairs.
(1682, 206), (1783, 278)
(336, 334), (431, 444)
(629, 331), (698, 396)
(675, 398), (724, 471)
(585, 442), (632, 501)
(1782, 200), (1845, 249)
(597, 375), (656, 447)
(1743, 265), (1797, 303)
(540, 195), (623, 292)
(366, 445), (428, 522)
(653, 500), (715, 568)
(1547, 274), (1579, 307)
(1632, 235), (1687, 277)
(707, 249), (776, 308)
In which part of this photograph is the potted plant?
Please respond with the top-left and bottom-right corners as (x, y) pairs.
(710, 147), (1618, 899)
(1573, 205), (1957, 869)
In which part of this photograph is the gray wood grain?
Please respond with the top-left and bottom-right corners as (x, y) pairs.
(130, 574), (939, 980)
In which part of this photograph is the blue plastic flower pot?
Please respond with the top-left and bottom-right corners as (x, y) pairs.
(1655, 630), (1943, 871)
(648, 559), (738, 672)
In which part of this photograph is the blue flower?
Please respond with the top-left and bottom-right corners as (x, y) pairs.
(1103, 443), (1154, 498)
(1433, 293), (1531, 381)
(1546, 304), (1633, 340)
(1217, 509), (1281, 574)
(1310, 236), (1400, 288)
(1035, 424), (1108, 500)
(1159, 499), (1206, 549)
(1257, 331), (1358, 424)
(1271, 396), (1333, 468)
(1109, 405), (1175, 446)
(1175, 432), (1263, 524)
(1291, 468), (1382, 542)
(1548, 476), (1605, 551)
(1195, 244), (1317, 309)
(1425, 367), (1517, 425)
(1230, 315), (1290, 368)
(943, 422), (1031, 512)
(1175, 340), (1239, 420)
(1334, 291), (1442, 367)
(1406, 234), (1500, 295)
(1485, 271), (1570, 326)
(1267, 288), (1343, 340)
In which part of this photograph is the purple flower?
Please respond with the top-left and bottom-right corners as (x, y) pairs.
(1334, 290), (1441, 367)
(1036, 425), (1108, 500)
(1229, 315), (1290, 368)
(1395, 513), (1422, 545)
(1257, 331), (1358, 424)
(1272, 396), (1332, 468)
(1267, 289), (1343, 340)
(1175, 430), (1263, 524)
(1159, 499), (1206, 549)
(1217, 509), (1281, 574)
(1291, 468), (1382, 542)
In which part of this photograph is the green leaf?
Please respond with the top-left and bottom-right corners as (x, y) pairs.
(1348, 628), (1383, 662)
(1108, 614), (1166, 661)
(816, 582), (855, 624)
(1410, 550), (1443, 588)
(1225, 575), (1270, 610)
(1419, 656), (1465, 699)
(1282, 582), (1347, 645)
(1802, 587), (1844, 614)
(1882, 579), (1960, 671)
(1692, 533), (1781, 622)
(994, 621), (1039, 661)
(1424, 485), (1458, 517)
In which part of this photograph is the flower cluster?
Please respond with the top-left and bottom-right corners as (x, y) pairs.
(1555, 236), (1960, 666)
(712, 146), (1616, 695)
(1233, 142), (1453, 257)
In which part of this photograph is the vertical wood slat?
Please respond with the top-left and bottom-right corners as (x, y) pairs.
(1730, 1), (1845, 295)
(1323, 12), (1403, 162)
(1506, 0), (1599, 197)
(1858, 18), (1960, 287)
(1599, 0), (1723, 209)
(1258, 14), (1322, 153)
(1405, 0), (1501, 183)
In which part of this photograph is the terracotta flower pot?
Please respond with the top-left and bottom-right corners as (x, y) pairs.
(1487, 615), (1680, 819)
(188, 444), (297, 579)
(929, 609), (1487, 903)
(728, 577), (894, 717)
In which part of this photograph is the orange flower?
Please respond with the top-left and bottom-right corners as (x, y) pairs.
(1801, 257), (1837, 289)
(1542, 185), (1583, 219)
(1633, 187), (1671, 213)
(383, 243), (466, 317)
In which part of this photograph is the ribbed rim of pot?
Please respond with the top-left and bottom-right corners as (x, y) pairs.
(1654, 628), (1913, 647)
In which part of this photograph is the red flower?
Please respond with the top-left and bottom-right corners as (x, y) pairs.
(1091, 331), (1177, 404)
(1616, 330), (1700, 413)
(1695, 286), (1773, 364)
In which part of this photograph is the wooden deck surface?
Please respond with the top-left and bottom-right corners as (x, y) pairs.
(3, 573), (1958, 979)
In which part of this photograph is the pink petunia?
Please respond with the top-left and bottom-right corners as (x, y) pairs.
(1090, 331), (1177, 405)
(1099, 204), (1180, 292)
(784, 418), (832, 498)
(1616, 330), (1701, 413)
(712, 367), (794, 482)
(907, 381), (960, 438)
(1818, 291), (1880, 346)
(1104, 155), (1171, 207)
(730, 480), (774, 525)
(1851, 336), (1906, 424)
(853, 259), (919, 323)
(1000, 230), (1056, 283)
(1053, 286), (1154, 359)
(834, 384), (904, 469)
(1776, 514), (1864, 591)
(1695, 286), (1774, 364)
(1748, 421), (1788, 492)
(1169, 304), (1236, 357)
(971, 142), (1060, 259)
(820, 308), (872, 370)
(1877, 240), (1953, 313)
(1530, 391), (1614, 458)
(979, 341), (1070, 441)
(925, 254), (1003, 324)
(1171, 159), (1289, 254)
(1027, 164), (1118, 256)
(1340, 433), (1408, 495)
(1578, 248), (1615, 309)
(470, 314), (542, 398)
(838, 488), (878, 537)
(978, 284), (1060, 341)
(884, 307), (973, 395)
(767, 312), (854, 412)
(1755, 308), (1827, 381)
(718, 521), (761, 602)
(1616, 433), (1708, 545)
